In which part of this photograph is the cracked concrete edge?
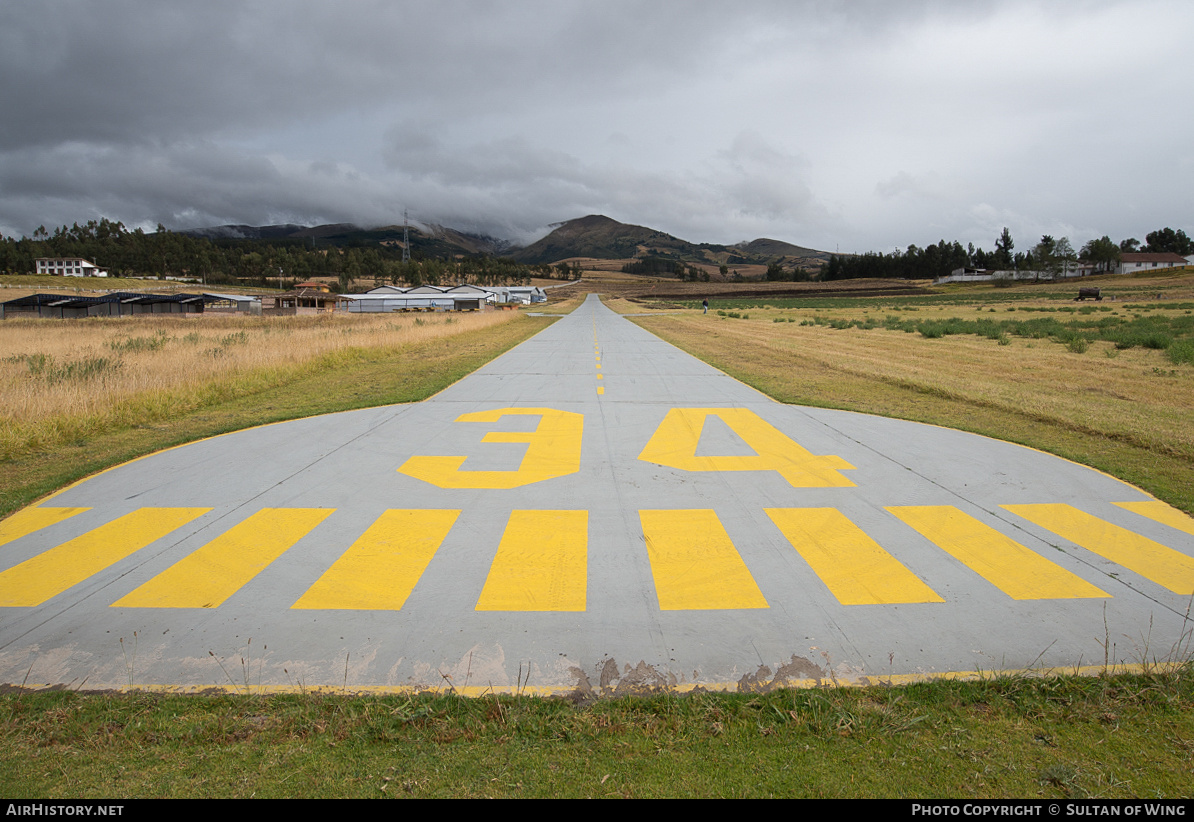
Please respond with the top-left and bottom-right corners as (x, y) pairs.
(0, 658), (1176, 700)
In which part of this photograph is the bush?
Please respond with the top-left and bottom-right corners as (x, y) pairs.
(1167, 340), (1194, 365)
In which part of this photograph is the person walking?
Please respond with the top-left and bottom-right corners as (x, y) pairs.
(702, 298), (708, 314)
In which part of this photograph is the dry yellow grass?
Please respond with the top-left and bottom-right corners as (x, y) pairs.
(631, 306), (1194, 512)
(0, 311), (520, 459)
(527, 297), (585, 315)
(762, 324), (1191, 458)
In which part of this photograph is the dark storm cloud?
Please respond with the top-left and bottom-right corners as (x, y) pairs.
(2, 1), (1190, 252)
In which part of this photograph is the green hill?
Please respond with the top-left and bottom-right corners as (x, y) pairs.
(509, 215), (830, 267)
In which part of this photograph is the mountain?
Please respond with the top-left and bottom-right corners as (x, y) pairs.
(180, 223), (318, 240)
(180, 222), (509, 257)
(508, 214), (688, 263)
(738, 237), (824, 260)
(508, 215), (830, 267)
(181, 215), (830, 267)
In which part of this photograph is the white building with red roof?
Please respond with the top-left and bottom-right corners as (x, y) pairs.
(1116, 252), (1189, 275)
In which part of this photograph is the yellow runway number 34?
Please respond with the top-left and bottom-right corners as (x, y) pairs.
(398, 407), (854, 489)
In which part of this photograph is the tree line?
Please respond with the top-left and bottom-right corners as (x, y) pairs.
(621, 257), (711, 281)
(823, 226), (1192, 281)
(0, 218), (560, 290)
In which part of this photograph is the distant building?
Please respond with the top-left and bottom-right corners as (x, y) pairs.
(265, 285), (348, 314)
(35, 258), (108, 277)
(1, 292), (226, 319)
(488, 286), (547, 304)
(347, 285), (490, 312)
(1116, 252), (1189, 275)
(343, 284), (543, 312)
(202, 293), (262, 315)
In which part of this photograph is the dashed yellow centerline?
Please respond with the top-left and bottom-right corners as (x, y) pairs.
(641, 509), (768, 610)
(1005, 503), (1194, 595)
(476, 510), (588, 611)
(114, 508), (333, 608)
(293, 509), (459, 611)
(0, 508), (210, 607)
(888, 505), (1109, 600)
(766, 507), (943, 605)
(594, 316), (604, 396)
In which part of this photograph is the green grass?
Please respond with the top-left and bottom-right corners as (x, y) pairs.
(2, 669), (1191, 797)
(772, 311), (1194, 352)
(5, 351), (125, 384)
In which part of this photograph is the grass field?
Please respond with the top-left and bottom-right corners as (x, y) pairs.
(3, 670), (1191, 798)
(621, 273), (1194, 516)
(2, 276), (1192, 798)
(0, 309), (554, 518)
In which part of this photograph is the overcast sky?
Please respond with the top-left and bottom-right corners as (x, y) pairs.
(2, 0), (1190, 254)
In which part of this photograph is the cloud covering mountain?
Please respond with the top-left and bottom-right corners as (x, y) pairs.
(2, 1), (1190, 254)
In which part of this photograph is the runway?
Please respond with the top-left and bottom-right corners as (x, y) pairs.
(2, 294), (1192, 694)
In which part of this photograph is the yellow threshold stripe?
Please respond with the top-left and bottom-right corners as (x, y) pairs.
(0, 507), (91, 549)
(1004, 504), (1194, 595)
(114, 508), (334, 609)
(293, 509), (459, 610)
(766, 508), (943, 605)
(1115, 501), (1194, 537)
(640, 509), (768, 610)
(888, 506), (1108, 600)
(476, 510), (587, 611)
(0, 508), (210, 607)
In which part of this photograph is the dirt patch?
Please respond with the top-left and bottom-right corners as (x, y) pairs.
(738, 655), (827, 693)
(569, 658), (680, 702)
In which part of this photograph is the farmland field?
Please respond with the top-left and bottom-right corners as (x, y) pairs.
(622, 271), (1194, 516)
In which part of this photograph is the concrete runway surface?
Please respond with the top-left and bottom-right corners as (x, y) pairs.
(2, 294), (1192, 694)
